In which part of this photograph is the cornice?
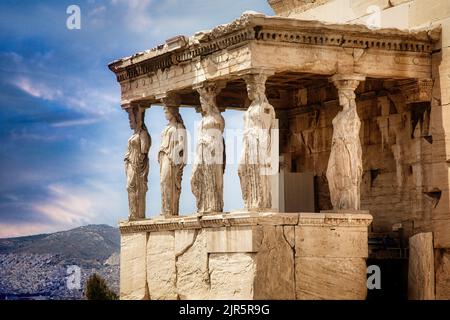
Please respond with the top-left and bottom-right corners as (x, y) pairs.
(108, 13), (437, 84)
(119, 211), (373, 234)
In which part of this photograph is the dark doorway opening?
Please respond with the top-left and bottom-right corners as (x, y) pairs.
(366, 258), (408, 300)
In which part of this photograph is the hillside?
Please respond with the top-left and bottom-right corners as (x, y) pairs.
(0, 224), (120, 300)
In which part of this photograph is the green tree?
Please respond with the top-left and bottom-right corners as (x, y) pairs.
(85, 273), (118, 300)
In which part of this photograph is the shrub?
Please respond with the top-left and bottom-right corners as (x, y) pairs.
(85, 273), (118, 300)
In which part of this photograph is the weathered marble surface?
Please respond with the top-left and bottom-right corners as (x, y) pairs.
(206, 226), (258, 253)
(191, 83), (226, 214)
(295, 224), (369, 258)
(124, 105), (151, 220)
(146, 231), (177, 299)
(327, 74), (365, 211)
(435, 249), (450, 300)
(239, 73), (277, 210)
(176, 230), (210, 299)
(407, 232), (435, 300)
(209, 253), (256, 299)
(159, 100), (187, 217)
(120, 233), (147, 300)
(295, 257), (368, 300)
(110, 0), (447, 303)
(119, 211), (372, 300)
(254, 226), (296, 299)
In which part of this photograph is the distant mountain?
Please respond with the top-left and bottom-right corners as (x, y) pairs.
(0, 224), (120, 263)
(0, 224), (120, 300)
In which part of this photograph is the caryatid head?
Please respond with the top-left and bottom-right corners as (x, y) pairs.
(161, 94), (181, 123)
(196, 82), (223, 115)
(163, 106), (183, 125)
(245, 73), (268, 102)
(338, 89), (356, 110)
(331, 74), (365, 111)
(126, 105), (146, 132)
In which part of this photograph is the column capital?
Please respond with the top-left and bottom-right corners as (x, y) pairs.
(238, 68), (275, 79)
(159, 92), (181, 107)
(193, 80), (226, 94)
(243, 73), (269, 86)
(330, 74), (366, 91)
(121, 102), (151, 111)
(194, 82), (226, 114)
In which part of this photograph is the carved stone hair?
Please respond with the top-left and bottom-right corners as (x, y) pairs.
(126, 104), (147, 130)
(245, 73), (269, 103)
(197, 82), (224, 114)
(164, 106), (184, 125)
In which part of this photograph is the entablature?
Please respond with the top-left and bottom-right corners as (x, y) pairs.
(109, 13), (438, 107)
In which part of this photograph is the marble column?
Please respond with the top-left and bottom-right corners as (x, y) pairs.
(191, 82), (226, 214)
(159, 94), (187, 217)
(327, 74), (365, 210)
(238, 72), (276, 211)
(123, 103), (151, 220)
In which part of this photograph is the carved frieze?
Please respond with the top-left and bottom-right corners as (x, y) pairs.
(109, 14), (434, 84)
(399, 79), (433, 104)
(118, 211), (373, 234)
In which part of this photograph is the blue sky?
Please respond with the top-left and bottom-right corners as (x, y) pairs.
(0, 0), (273, 237)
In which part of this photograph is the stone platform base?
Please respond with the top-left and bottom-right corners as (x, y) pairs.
(119, 211), (372, 300)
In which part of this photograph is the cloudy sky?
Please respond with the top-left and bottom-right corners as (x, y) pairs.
(0, 0), (273, 238)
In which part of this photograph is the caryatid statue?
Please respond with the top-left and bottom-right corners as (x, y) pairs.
(159, 95), (187, 217)
(124, 104), (151, 220)
(238, 73), (276, 211)
(327, 74), (365, 210)
(191, 82), (226, 214)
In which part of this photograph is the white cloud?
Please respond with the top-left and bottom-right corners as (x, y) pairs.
(26, 181), (126, 236)
(10, 128), (59, 142)
(11, 75), (119, 116)
(0, 222), (57, 238)
(12, 77), (62, 101)
(3, 51), (120, 117)
(89, 5), (107, 16)
(51, 118), (100, 128)
(33, 184), (96, 226)
(0, 182), (118, 238)
(98, 147), (112, 155)
(3, 194), (19, 202)
(2, 52), (23, 64)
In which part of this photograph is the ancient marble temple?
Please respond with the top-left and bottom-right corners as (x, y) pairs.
(109, 0), (450, 300)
